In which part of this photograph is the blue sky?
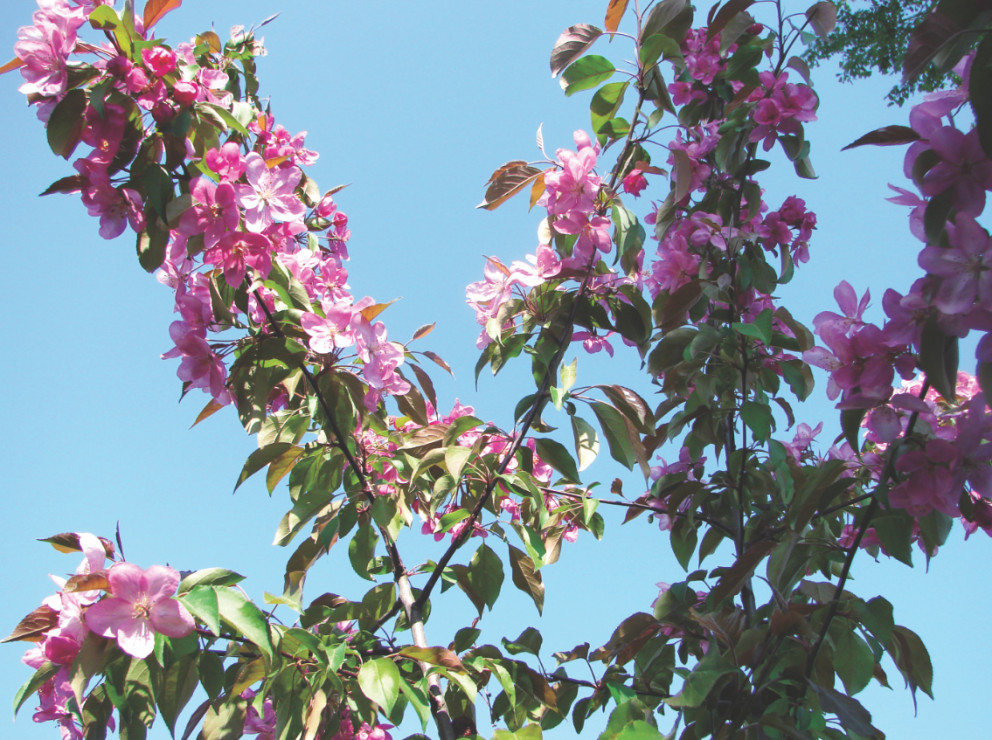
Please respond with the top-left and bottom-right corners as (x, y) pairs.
(1, 1), (991, 738)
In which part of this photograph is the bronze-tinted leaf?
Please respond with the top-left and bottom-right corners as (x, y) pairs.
(805, 1), (837, 38)
(706, 0), (755, 40)
(143, 0), (182, 31)
(2, 604), (58, 643)
(477, 162), (542, 210)
(63, 572), (110, 593)
(842, 125), (921, 151)
(398, 645), (465, 671)
(550, 24), (603, 78)
(0, 57), (25, 75)
(604, 0), (629, 33)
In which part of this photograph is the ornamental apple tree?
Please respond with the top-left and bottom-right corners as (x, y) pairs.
(5, 0), (992, 739)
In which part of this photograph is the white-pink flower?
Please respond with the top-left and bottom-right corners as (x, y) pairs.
(235, 152), (306, 231)
(84, 563), (194, 659)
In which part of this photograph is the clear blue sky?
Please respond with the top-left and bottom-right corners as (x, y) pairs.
(1, 1), (990, 738)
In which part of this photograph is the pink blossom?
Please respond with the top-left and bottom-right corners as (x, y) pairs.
(84, 563), (195, 659)
(161, 321), (232, 405)
(141, 46), (177, 77)
(206, 142), (247, 181)
(179, 177), (240, 246)
(920, 127), (992, 216)
(300, 300), (357, 353)
(15, 1), (86, 99)
(622, 169), (648, 197)
(918, 214), (992, 315)
(204, 231), (273, 287)
(236, 152), (306, 230)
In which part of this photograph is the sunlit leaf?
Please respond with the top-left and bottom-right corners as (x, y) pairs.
(358, 657), (400, 715)
(143, 0), (182, 30)
(605, 0), (629, 33)
(550, 24), (603, 78)
(477, 162), (543, 210)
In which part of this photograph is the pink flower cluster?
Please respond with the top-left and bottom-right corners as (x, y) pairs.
(746, 70), (819, 151)
(16, 534), (195, 740)
(14, 2), (413, 416)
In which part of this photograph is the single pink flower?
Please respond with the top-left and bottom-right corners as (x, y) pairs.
(84, 563), (194, 659)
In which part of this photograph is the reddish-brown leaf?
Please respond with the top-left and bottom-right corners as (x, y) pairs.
(422, 350), (453, 375)
(412, 323), (436, 341)
(191, 398), (225, 428)
(0, 57), (25, 75)
(706, 0), (755, 40)
(143, 0), (182, 31)
(805, 1), (837, 38)
(842, 125), (921, 151)
(398, 645), (465, 671)
(63, 572), (110, 593)
(359, 300), (397, 322)
(2, 605), (58, 643)
(903, 10), (959, 84)
(550, 24), (602, 78)
(477, 162), (542, 210)
(39, 533), (115, 559)
(604, 0), (629, 33)
(709, 540), (777, 606)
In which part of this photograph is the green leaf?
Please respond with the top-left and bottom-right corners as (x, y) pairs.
(534, 437), (581, 484)
(740, 400), (772, 442)
(199, 700), (245, 740)
(502, 626), (543, 656)
(590, 81), (629, 134)
(155, 655), (199, 735)
(13, 663), (58, 715)
(197, 101), (251, 137)
(178, 585), (220, 637)
(570, 415), (600, 471)
(508, 544), (545, 614)
(179, 568), (245, 591)
(888, 625), (934, 701)
(920, 313), (958, 401)
(561, 55), (616, 96)
(808, 683), (881, 739)
(398, 680), (431, 731)
(590, 401), (641, 470)
(840, 407), (866, 451)
(665, 651), (736, 708)
(348, 519), (379, 581)
(971, 31), (992, 159)
(215, 588), (274, 665)
(835, 628), (874, 696)
(467, 543), (504, 610)
(235, 442), (296, 492)
(358, 657), (401, 715)
(46, 88), (86, 159)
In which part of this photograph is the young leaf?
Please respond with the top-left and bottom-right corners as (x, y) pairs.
(477, 162), (543, 210)
(358, 657), (401, 715)
(805, 1), (838, 38)
(605, 0), (629, 33)
(143, 0), (181, 29)
(550, 24), (603, 78)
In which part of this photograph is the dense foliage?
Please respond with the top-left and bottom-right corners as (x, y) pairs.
(6, 1), (992, 739)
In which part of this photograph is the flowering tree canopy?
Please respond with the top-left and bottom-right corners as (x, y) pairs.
(5, 0), (992, 739)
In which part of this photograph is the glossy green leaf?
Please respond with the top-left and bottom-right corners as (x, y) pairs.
(46, 88), (86, 159)
(561, 55), (616, 95)
(665, 651), (736, 708)
(178, 585), (220, 637)
(179, 568), (245, 591)
(534, 437), (581, 484)
(215, 588), (274, 665)
(467, 542), (504, 610)
(358, 657), (400, 715)
(835, 628), (874, 696)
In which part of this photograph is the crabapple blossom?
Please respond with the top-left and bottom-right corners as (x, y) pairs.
(84, 563), (195, 660)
